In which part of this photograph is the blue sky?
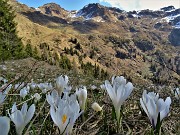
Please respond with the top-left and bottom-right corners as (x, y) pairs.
(17, 0), (180, 11)
(17, 0), (111, 10)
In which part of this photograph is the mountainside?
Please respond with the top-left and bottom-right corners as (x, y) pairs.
(38, 3), (68, 19)
(8, 0), (180, 85)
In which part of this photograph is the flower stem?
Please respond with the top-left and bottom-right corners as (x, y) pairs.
(115, 108), (122, 133)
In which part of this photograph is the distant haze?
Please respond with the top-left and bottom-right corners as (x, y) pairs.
(17, 0), (180, 11)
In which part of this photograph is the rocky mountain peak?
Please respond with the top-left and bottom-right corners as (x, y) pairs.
(84, 3), (103, 9)
(160, 6), (175, 12)
(76, 3), (105, 17)
(38, 3), (68, 18)
(76, 3), (122, 22)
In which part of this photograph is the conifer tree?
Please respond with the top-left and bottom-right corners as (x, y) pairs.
(25, 43), (33, 57)
(0, 0), (23, 61)
(32, 46), (40, 59)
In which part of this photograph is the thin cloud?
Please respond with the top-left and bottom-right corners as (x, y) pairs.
(99, 0), (180, 11)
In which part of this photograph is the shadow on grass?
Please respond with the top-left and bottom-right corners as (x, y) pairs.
(21, 11), (67, 25)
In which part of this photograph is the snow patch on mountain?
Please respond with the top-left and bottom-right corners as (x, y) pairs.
(163, 14), (180, 22)
(35, 8), (41, 11)
(74, 8), (105, 22)
(132, 14), (140, 18)
(174, 22), (180, 29)
(160, 7), (180, 28)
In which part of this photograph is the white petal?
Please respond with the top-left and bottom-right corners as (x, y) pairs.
(157, 99), (166, 112)
(105, 80), (117, 107)
(12, 110), (26, 135)
(140, 98), (148, 116)
(64, 75), (69, 84)
(46, 93), (53, 105)
(11, 103), (17, 114)
(119, 76), (126, 85)
(50, 106), (60, 127)
(11, 103), (18, 120)
(24, 104), (35, 125)
(52, 90), (58, 100)
(124, 82), (133, 99)
(105, 81), (114, 99)
(111, 76), (115, 84)
(147, 98), (158, 127)
(0, 116), (10, 135)
(46, 90), (58, 106)
(160, 107), (169, 121)
(116, 85), (125, 105)
(21, 103), (28, 117)
(160, 97), (171, 121)
(58, 109), (68, 134)
(14, 110), (24, 128)
(165, 97), (171, 107)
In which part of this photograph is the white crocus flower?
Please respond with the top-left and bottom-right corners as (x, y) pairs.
(76, 86), (87, 110)
(20, 88), (28, 98)
(46, 90), (60, 106)
(0, 116), (10, 135)
(38, 83), (52, 93)
(9, 103), (35, 135)
(33, 93), (41, 102)
(105, 76), (133, 123)
(29, 82), (37, 90)
(50, 94), (83, 134)
(56, 75), (71, 95)
(92, 102), (102, 112)
(91, 85), (97, 90)
(140, 90), (171, 129)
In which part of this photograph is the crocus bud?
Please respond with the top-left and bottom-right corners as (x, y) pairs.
(76, 86), (87, 110)
(56, 75), (71, 95)
(20, 88), (28, 98)
(92, 102), (102, 112)
(33, 93), (41, 102)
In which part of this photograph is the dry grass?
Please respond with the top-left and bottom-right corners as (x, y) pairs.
(0, 58), (179, 135)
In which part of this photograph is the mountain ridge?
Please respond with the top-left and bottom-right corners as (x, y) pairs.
(7, 0), (180, 85)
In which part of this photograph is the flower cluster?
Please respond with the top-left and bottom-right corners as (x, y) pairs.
(0, 74), (174, 135)
(47, 75), (86, 134)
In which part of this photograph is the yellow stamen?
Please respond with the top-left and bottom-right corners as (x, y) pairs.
(62, 114), (67, 124)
